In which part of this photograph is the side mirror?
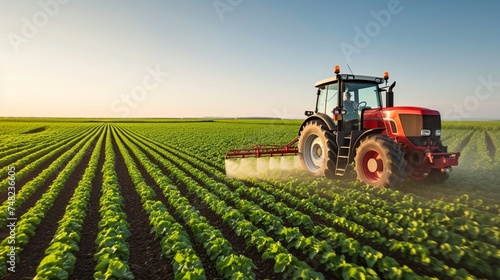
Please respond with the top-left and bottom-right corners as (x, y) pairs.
(304, 111), (314, 116)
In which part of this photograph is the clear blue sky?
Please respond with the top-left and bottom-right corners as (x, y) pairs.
(1, 0), (499, 119)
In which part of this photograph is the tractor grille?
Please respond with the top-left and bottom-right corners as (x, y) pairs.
(400, 114), (441, 146)
(423, 115), (441, 131)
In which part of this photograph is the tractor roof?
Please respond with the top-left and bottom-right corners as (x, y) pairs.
(315, 74), (384, 88)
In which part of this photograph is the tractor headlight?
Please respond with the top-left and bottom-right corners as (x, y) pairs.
(421, 129), (431, 136)
(435, 130), (441, 136)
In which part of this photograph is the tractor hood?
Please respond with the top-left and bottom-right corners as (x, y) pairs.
(363, 106), (443, 148)
(380, 106), (441, 117)
(363, 106), (441, 128)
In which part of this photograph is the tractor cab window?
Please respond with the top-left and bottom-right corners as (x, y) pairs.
(343, 82), (381, 131)
(344, 82), (381, 111)
(316, 83), (338, 114)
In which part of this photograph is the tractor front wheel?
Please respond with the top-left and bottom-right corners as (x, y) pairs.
(354, 135), (406, 188)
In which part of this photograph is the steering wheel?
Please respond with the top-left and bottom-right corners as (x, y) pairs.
(357, 101), (367, 109)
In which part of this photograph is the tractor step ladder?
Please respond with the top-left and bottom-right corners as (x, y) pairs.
(335, 132), (352, 176)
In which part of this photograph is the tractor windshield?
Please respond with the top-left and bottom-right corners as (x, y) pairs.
(316, 81), (380, 115)
(344, 82), (381, 110)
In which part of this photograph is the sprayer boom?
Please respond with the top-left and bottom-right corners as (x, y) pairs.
(225, 137), (299, 159)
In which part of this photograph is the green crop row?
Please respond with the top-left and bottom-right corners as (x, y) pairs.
(252, 179), (490, 279)
(115, 126), (322, 279)
(0, 125), (101, 194)
(34, 127), (105, 279)
(115, 126), (258, 279)
(0, 125), (92, 168)
(0, 122), (96, 162)
(0, 126), (102, 227)
(112, 127), (207, 280)
(270, 177), (500, 279)
(0, 126), (101, 277)
(92, 126), (133, 280)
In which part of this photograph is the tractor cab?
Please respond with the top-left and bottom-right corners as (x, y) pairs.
(315, 75), (384, 131)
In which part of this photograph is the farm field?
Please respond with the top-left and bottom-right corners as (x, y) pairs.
(0, 119), (499, 279)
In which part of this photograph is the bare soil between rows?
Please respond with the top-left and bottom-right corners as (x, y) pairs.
(484, 131), (496, 163)
(72, 130), (107, 279)
(112, 131), (175, 279)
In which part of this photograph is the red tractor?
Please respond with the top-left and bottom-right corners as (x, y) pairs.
(226, 66), (460, 188)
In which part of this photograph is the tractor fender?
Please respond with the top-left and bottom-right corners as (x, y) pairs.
(349, 128), (387, 161)
(298, 113), (337, 135)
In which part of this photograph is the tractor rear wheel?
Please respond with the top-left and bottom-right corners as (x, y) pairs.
(354, 135), (406, 188)
(298, 121), (337, 178)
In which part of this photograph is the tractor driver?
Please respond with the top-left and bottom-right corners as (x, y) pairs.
(343, 92), (358, 130)
(344, 92), (358, 113)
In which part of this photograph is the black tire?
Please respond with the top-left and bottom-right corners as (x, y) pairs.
(354, 135), (406, 188)
(298, 121), (338, 178)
